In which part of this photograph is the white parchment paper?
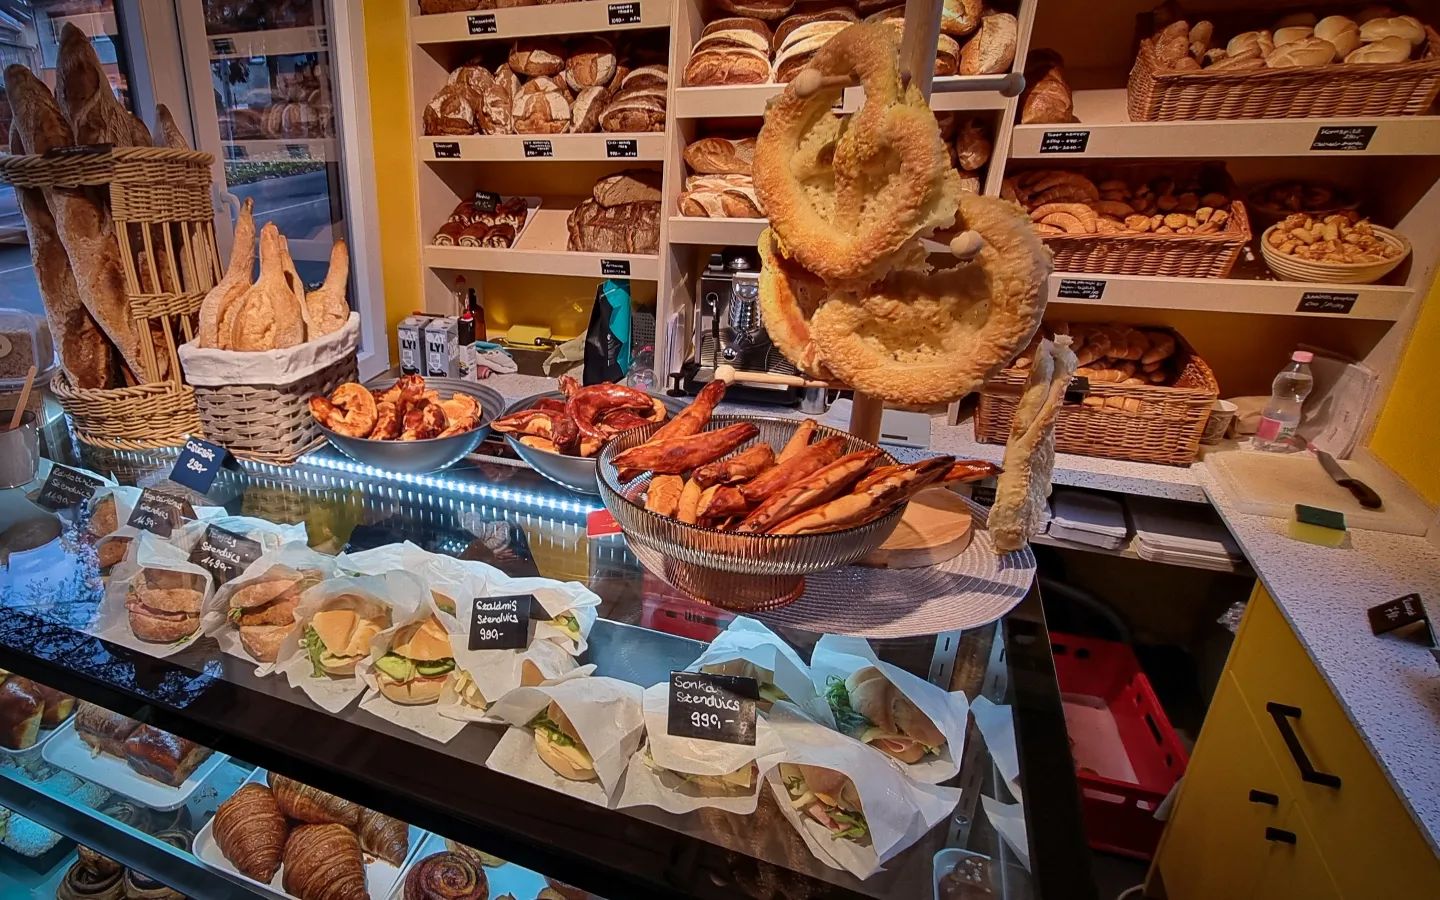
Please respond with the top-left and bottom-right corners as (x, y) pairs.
(91, 529), (216, 658)
(684, 617), (834, 727)
(438, 639), (592, 725)
(354, 589), (467, 744)
(971, 696), (1022, 802)
(201, 541), (336, 671)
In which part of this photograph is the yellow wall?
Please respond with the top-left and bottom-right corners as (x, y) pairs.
(1370, 275), (1440, 504)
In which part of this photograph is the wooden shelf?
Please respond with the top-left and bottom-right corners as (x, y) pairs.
(667, 216), (766, 245)
(1011, 87), (1440, 158)
(1048, 272), (1413, 320)
(424, 203), (658, 280)
(673, 75), (1012, 119)
(207, 26), (327, 59)
(419, 133), (666, 162)
(223, 138), (336, 161)
(411, 0), (668, 44)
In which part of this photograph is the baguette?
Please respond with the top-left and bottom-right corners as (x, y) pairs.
(199, 197), (256, 349)
(55, 24), (151, 147)
(152, 103), (189, 149)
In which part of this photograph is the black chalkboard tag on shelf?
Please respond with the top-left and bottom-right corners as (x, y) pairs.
(667, 671), (758, 745)
(1039, 130), (1090, 154)
(1064, 375), (1091, 405)
(474, 190), (502, 212)
(36, 465), (104, 511)
(433, 141), (461, 159)
(1311, 125), (1376, 152)
(189, 525), (263, 587)
(170, 437), (233, 494)
(43, 143), (112, 159)
(608, 2), (642, 25)
(606, 138), (638, 158)
(522, 139), (553, 158)
(467, 13), (497, 35)
(126, 489), (196, 538)
(210, 38), (235, 55)
(468, 594), (533, 650)
(1056, 278), (1105, 300)
(1296, 291), (1357, 315)
(601, 258), (631, 277)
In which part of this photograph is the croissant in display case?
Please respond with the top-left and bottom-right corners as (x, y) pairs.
(213, 783), (288, 882)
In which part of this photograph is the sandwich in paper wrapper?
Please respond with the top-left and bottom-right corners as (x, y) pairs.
(685, 617), (834, 727)
(438, 621), (593, 724)
(810, 634), (969, 785)
(277, 571), (422, 712)
(173, 514), (306, 557)
(483, 572), (599, 656)
(94, 529), (215, 657)
(355, 588), (467, 743)
(485, 677), (644, 808)
(615, 682), (786, 816)
(763, 702), (961, 879)
(203, 541), (335, 671)
(86, 484), (224, 572)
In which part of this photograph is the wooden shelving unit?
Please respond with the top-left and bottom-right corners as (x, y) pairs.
(410, 0), (670, 44)
(418, 134), (668, 163)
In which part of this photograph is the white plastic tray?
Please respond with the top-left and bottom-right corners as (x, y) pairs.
(0, 711), (74, 756)
(41, 719), (228, 811)
(194, 768), (425, 900)
(389, 831), (548, 900)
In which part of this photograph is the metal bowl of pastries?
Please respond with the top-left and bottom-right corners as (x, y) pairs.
(501, 391), (688, 495)
(318, 376), (504, 474)
(596, 416), (904, 610)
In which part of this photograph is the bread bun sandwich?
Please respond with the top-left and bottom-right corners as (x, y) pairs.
(779, 763), (870, 843)
(547, 611), (583, 644)
(528, 702), (595, 781)
(373, 616), (455, 704)
(125, 570), (204, 643)
(301, 594), (389, 677)
(698, 659), (788, 710)
(826, 666), (945, 763)
(229, 572), (310, 663)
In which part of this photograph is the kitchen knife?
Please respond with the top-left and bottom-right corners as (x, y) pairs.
(1316, 451), (1383, 510)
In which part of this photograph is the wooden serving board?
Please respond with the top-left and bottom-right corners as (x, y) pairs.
(860, 487), (974, 569)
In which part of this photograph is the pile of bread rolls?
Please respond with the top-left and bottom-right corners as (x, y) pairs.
(1002, 168), (1234, 236)
(1147, 8), (1433, 72)
(1014, 322), (1180, 407)
(567, 170), (662, 255)
(683, 0), (1017, 86)
(432, 195), (528, 248)
(424, 36), (667, 136)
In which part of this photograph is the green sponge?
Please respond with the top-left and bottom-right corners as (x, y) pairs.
(1289, 504), (1347, 547)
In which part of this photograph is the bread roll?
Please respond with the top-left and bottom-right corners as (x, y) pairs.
(509, 37), (565, 76)
(1359, 14), (1425, 46)
(683, 136), (756, 175)
(1266, 36), (1337, 67)
(1273, 25), (1314, 46)
(566, 36), (617, 88)
(1314, 16), (1361, 59)
(1227, 30), (1275, 57)
(959, 11), (1017, 75)
(684, 48), (771, 85)
(1345, 34), (1412, 63)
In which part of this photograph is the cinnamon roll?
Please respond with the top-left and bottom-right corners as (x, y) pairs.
(56, 861), (123, 900)
(404, 851), (488, 900)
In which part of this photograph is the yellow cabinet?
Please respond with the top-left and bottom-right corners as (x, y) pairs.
(1253, 807), (1342, 900)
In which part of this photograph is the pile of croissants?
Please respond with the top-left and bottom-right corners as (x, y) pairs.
(198, 199), (350, 351)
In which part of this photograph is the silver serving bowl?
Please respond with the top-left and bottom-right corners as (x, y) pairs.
(501, 390), (687, 495)
(319, 377), (504, 473)
(596, 416), (902, 610)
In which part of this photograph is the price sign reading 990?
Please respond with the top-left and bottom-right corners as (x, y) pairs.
(666, 671), (757, 745)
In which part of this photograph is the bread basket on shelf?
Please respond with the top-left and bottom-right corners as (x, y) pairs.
(1260, 223), (1411, 284)
(0, 147), (215, 449)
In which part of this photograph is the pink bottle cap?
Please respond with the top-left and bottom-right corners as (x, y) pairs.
(1292, 351), (1314, 363)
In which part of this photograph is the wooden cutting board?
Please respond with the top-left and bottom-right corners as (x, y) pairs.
(860, 487), (974, 569)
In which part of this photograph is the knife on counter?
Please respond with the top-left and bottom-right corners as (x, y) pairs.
(1315, 450), (1383, 510)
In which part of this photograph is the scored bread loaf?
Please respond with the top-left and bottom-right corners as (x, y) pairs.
(622, 65), (668, 90)
(424, 83), (481, 135)
(509, 37), (566, 77)
(567, 199), (660, 254)
(593, 169), (663, 206)
(600, 90), (666, 132)
(566, 36), (618, 88)
(705, 16), (774, 43)
(942, 0), (982, 37)
(959, 10), (1018, 75)
(1020, 49), (1075, 124)
(55, 24), (150, 147)
(684, 48), (771, 85)
(683, 136), (756, 175)
(512, 84), (570, 134)
(694, 29), (772, 56)
(773, 8), (857, 52)
(570, 85), (609, 133)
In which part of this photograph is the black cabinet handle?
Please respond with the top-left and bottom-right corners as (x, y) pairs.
(1265, 827), (1297, 845)
(1266, 703), (1342, 789)
(1248, 789), (1279, 806)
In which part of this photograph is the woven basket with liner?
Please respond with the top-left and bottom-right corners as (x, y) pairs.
(976, 329), (1219, 467)
(0, 146), (216, 449)
(1037, 162), (1250, 279)
(178, 314), (360, 465)
(1128, 5), (1440, 120)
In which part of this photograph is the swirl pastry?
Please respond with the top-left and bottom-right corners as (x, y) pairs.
(357, 808), (408, 866)
(77, 844), (122, 877)
(56, 861), (123, 900)
(404, 851), (488, 900)
(282, 824), (367, 900)
(214, 783), (287, 882)
(268, 773), (361, 827)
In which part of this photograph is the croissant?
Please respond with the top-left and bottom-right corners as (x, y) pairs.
(268, 773), (361, 827)
(282, 824), (368, 900)
(357, 808), (408, 866)
(214, 784), (287, 882)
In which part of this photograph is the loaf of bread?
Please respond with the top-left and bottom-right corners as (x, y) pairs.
(477, 79), (513, 134)
(424, 83), (482, 135)
(509, 37), (566, 77)
(123, 724), (212, 786)
(678, 174), (763, 218)
(622, 65), (668, 91)
(960, 11), (1018, 74)
(593, 169), (662, 207)
(55, 24), (150, 146)
(449, 61), (494, 94)
(512, 84), (570, 134)
(684, 48), (771, 85)
(773, 8), (854, 51)
(708, 16), (774, 44)
(570, 85), (608, 133)
(0, 677), (44, 751)
(566, 36), (617, 88)
(567, 199), (660, 254)
(684, 136), (755, 175)
(694, 28), (772, 57)
(943, 0), (982, 37)
(600, 89), (666, 132)
(75, 701), (141, 757)
(1020, 49), (1076, 125)
(716, 0), (794, 21)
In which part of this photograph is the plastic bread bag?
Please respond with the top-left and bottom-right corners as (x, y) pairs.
(438, 635), (593, 725)
(762, 701), (961, 879)
(477, 572), (600, 656)
(615, 681), (787, 816)
(809, 634), (970, 785)
(276, 572), (423, 713)
(685, 617), (834, 727)
(355, 590), (467, 743)
(88, 486), (224, 573)
(203, 542), (337, 672)
(485, 676), (645, 808)
(92, 529), (214, 658)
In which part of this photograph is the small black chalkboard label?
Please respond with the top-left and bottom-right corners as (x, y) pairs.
(608, 2), (642, 25)
(433, 141), (461, 159)
(1039, 130), (1091, 154)
(1367, 595), (1435, 653)
(667, 671), (757, 745)
(474, 190), (502, 212)
(605, 138), (638, 158)
(601, 258), (631, 277)
(1064, 375), (1091, 405)
(467, 13), (497, 34)
(36, 466), (104, 511)
(522, 139), (553, 158)
(1056, 278), (1106, 300)
(189, 525), (263, 587)
(468, 594), (533, 650)
(43, 143), (112, 159)
(1297, 291), (1358, 315)
(126, 489), (196, 538)
(211, 38), (235, 55)
(1311, 125), (1376, 152)
(170, 437), (230, 494)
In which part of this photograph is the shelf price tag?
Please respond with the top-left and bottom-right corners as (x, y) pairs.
(170, 437), (232, 494)
(1296, 291), (1357, 315)
(468, 594), (533, 650)
(210, 38), (235, 56)
(667, 671), (757, 745)
(1367, 594), (1437, 663)
(189, 525), (263, 587)
(36, 465), (104, 512)
(467, 13), (497, 35)
(1056, 278), (1106, 300)
(1311, 126), (1376, 152)
(522, 139), (553, 158)
(126, 489), (196, 538)
(605, 138), (638, 158)
(601, 258), (631, 277)
(433, 141), (461, 159)
(608, 2), (642, 25)
(1039, 130), (1090, 154)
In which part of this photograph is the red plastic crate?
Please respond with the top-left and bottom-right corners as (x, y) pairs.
(1050, 633), (1189, 861)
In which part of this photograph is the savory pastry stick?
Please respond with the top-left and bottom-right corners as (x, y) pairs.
(739, 435), (845, 503)
(677, 478), (704, 525)
(698, 485), (749, 523)
(777, 418), (819, 462)
(611, 423), (760, 475)
(693, 443), (775, 487)
(649, 378), (726, 444)
(990, 337), (1077, 552)
(738, 450), (881, 532)
(645, 474), (684, 516)
(942, 459), (1002, 483)
(774, 456), (953, 534)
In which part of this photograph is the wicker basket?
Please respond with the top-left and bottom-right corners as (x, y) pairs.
(0, 147), (219, 449)
(1038, 163), (1250, 278)
(975, 330), (1219, 467)
(1128, 8), (1440, 120)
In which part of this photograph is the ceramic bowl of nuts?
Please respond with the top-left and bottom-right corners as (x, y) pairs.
(1261, 213), (1410, 285)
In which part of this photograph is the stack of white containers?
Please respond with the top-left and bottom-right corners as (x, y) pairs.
(1047, 490), (1130, 550)
(1128, 496), (1245, 571)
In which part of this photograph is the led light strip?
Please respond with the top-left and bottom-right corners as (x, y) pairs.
(297, 455), (602, 516)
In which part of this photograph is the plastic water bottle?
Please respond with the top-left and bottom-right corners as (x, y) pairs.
(627, 345), (657, 392)
(1254, 351), (1314, 452)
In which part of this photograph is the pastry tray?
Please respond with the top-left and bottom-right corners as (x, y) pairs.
(431, 194), (542, 249)
(388, 831), (549, 900)
(41, 719), (229, 811)
(194, 767), (426, 900)
(0, 710), (74, 756)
